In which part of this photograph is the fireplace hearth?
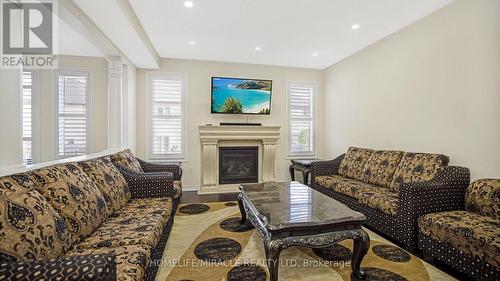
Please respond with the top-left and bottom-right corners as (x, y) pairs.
(219, 147), (258, 184)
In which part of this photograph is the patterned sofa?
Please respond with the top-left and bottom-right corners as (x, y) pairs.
(418, 179), (500, 280)
(310, 146), (470, 249)
(0, 149), (182, 281)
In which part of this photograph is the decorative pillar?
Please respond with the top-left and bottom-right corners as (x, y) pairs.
(200, 139), (218, 186)
(107, 56), (123, 150)
(262, 139), (277, 182)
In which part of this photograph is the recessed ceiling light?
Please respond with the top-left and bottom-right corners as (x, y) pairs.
(189, 40), (197, 46)
(254, 46), (262, 51)
(352, 24), (360, 30)
(184, 1), (194, 8)
(312, 52), (319, 57)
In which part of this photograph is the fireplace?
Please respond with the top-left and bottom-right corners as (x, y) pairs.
(219, 146), (258, 185)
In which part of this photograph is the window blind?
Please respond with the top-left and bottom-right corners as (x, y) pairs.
(22, 70), (34, 165)
(57, 71), (88, 157)
(288, 83), (315, 156)
(150, 75), (184, 159)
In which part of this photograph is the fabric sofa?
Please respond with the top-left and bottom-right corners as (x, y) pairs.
(310, 146), (470, 249)
(418, 179), (499, 280)
(0, 149), (182, 281)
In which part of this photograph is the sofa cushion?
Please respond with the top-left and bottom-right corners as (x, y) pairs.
(389, 152), (449, 192)
(465, 179), (500, 219)
(110, 149), (143, 173)
(115, 197), (174, 221)
(67, 245), (151, 281)
(356, 186), (399, 216)
(78, 157), (131, 216)
(73, 197), (172, 251)
(0, 174), (72, 261)
(315, 175), (379, 199)
(27, 163), (109, 243)
(72, 214), (165, 251)
(418, 210), (500, 268)
(338, 147), (373, 181)
(362, 150), (404, 187)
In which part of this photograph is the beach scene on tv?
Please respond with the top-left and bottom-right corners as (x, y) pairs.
(211, 77), (272, 114)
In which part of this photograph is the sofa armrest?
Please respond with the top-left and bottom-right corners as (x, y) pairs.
(395, 165), (470, 249)
(0, 254), (116, 281)
(399, 165), (470, 216)
(137, 158), (182, 180)
(117, 166), (176, 199)
(310, 154), (345, 182)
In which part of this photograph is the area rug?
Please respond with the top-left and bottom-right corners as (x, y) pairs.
(155, 202), (456, 281)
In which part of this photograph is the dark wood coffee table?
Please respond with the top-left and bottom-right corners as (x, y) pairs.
(237, 181), (369, 281)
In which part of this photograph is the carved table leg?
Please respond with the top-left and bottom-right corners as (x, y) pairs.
(289, 164), (295, 181)
(265, 239), (285, 281)
(351, 229), (370, 280)
(237, 193), (246, 224)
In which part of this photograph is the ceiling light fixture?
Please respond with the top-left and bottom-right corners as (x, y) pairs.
(255, 46), (262, 51)
(312, 52), (319, 57)
(184, 1), (194, 8)
(189, 40), (197, 46)
(352, 24), (360, 30)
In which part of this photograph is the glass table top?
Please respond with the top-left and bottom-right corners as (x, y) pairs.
(239, 181), (366, 230)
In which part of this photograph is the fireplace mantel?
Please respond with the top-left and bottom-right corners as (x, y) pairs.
(199, 125), (280, 190)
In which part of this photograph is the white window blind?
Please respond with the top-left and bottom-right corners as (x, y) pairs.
(22, 70), (34, 165)
(287, 83), (315, 157)
(149, 75), (185, 159)
(57, 71), (88, 157)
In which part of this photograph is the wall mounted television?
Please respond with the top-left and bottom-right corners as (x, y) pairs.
(211, 77), (272, 115)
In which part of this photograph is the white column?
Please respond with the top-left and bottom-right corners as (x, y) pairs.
(200, 139), (218, 186)
(262, 139), (277, 182)
(121, 64), (129, 148)
(107, 56), (123, 149)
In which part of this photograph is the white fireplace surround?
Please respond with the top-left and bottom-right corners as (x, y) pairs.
(199, 125), (280, 191)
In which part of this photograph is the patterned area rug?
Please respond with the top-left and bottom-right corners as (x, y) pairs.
(156, 202), (456, 281)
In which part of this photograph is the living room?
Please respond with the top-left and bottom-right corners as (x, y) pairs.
(0, 0), (498, 281)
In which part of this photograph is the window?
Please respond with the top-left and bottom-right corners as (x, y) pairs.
(21, 70), (36, 165)
(148, 74), (185, 160)
(57, 71), (89, 157)
(287, 82), (315, 157)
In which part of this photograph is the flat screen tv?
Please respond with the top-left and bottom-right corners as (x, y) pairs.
(211, 77), (272, 114)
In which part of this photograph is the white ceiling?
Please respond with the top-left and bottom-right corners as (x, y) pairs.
(57, 18), (103, 57)
(73, 0), (159, 68)
(128, 0), (453, 69)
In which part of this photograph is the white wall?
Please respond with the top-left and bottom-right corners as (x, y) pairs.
(323, 0), (500, 180)
(37, 55), (109, 162)
(137, 58), (323, 188)
(0, 69), (22, 168)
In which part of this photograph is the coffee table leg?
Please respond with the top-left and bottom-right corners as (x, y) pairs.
(351, 229), (370, 280)
(265, 239), (284, 281)
(237, 193), (247, 224)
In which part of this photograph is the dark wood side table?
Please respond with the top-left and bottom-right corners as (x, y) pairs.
(289, 159), (319, 185)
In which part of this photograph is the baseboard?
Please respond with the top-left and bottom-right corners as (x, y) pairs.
(182, 185), (200, 191)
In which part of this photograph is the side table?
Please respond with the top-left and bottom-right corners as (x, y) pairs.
(289, 159), (320, 185)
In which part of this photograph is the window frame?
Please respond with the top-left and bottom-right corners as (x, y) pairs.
(146, 72), (187, 161)
(20, 69), (39, 165)
(286, 81), (317, 159)
(55, 69), (91, 159)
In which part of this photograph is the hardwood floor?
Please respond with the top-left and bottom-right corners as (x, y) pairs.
(180, 190), (238, 203)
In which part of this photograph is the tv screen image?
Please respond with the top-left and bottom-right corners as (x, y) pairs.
(211, 77), (272, 114)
